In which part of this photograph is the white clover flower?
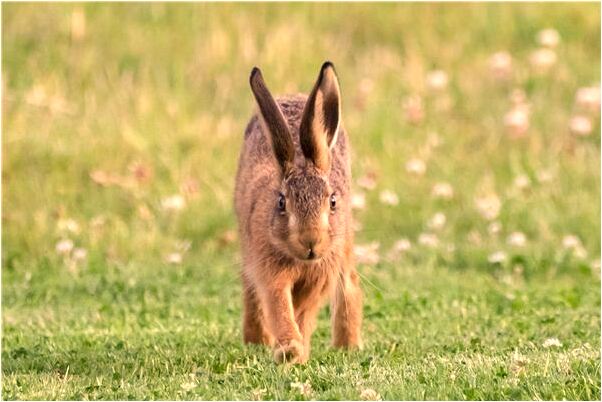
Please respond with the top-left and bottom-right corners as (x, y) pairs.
(561, 235), (587, 259)
(127, 160), (153, 184)
(513, 175), (531, 190)
(403, 96), (424, 124)
(161, 194), (186, 212)
(488, 250), (507, 264)
(507, 231), (527, 247)
(511, 88), (530, 105)
(487, 221), (502, 236)
(56, 239), (74, 255)
(509, 351), (530, 376)
(357, 174), (377, 190)
(57, 218), (80, 234)
(536, 169), (554, 183)
(251, 388), (267, 400)
(530, 48), (557, 72)
(489, 51), (513, 80)
(468, 230), (482, 245)
(427, 132), (443, 149)
(426, 70), (449, 91)
(537, 28), (560, 48)
(351, 192), (366, 210)
(387, 238), (412, 261)
(379, 190), (399, 206)
(360, 388), (382, 401)
(392, 238), (412, 253)
(574, 246), (588, 259)
(354, 242), (380, 265)
(562, 234), (582, 250)
(475, 193), (502, 221)
(575, 86), (601, 112)
(71, 8), (86, 41)
(432, 182), (454, 199)
(569, 115), (593, 136)
(165, 252), (183, 265)
(504, 107), (529, 138)
(418, 233), (439, 248)
(543, 337), (562, 348)
(90, 215), (107, 229)
(290, 381), (312, 396)
(25, 85), (47, 106)
(428, 212), (446, 230)
(180, 381), (196, 392)
(405, 158), (426, 176)
(176, 240), (192, 252)
(72, 248), (87, 261)
(49, 95), (70, 115)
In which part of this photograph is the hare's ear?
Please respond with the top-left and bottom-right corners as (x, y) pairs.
(299, 61), (341, 172)
(250, 67), (295, 175)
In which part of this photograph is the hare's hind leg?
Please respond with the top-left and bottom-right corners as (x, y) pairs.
(242, 276), (272, 345)
(331, 257), (363, 348)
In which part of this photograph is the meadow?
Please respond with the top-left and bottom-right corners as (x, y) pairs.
(2, 3), (601, 400)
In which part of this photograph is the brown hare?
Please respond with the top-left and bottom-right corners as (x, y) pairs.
(234, 62), (362, 364)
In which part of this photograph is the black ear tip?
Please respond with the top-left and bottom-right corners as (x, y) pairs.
(250, 67), (262, 84)
(321, 61), (336, 73)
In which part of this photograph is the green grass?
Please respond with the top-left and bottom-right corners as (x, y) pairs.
(2, 3), (601, 400)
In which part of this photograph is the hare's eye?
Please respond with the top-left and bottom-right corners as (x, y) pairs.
(329, 193), (337, 210)
(277, 194), (286, 212)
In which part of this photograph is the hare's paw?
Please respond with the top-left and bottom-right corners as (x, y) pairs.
(333, 338), (364, 350)
(273, 339), (305, 364)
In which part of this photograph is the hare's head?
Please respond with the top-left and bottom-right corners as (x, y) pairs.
(250, 62), (345, 262)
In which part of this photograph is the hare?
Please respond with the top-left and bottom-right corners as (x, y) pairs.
(234, 62), (362, 364)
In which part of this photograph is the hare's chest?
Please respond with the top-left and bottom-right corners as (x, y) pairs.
(291, 268), (334, 311)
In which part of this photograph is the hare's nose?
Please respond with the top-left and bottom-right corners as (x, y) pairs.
(300, 232), (321, 258)
(300, 234), (319, 248)
(302, 240), (316, 255)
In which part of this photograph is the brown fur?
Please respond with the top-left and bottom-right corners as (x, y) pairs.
(234, 62), (362, 364)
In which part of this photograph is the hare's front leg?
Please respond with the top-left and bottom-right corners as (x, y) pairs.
(331, 266), (363, 348)
(294, 299), (322, 362)
(258, 284), (304, 364)
(242, 276), (273, 345)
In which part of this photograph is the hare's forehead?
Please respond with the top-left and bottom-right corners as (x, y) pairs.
(285, 174), (329, 217)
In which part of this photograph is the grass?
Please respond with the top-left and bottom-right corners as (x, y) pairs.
(2, 3), (601, 400)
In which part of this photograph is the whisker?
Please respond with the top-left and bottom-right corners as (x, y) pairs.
(354, 269), (386, 295)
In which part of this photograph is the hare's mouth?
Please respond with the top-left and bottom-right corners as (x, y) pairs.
(278, 236), (327, 263)
(302, 252), (322, 263)
(291, 247), (324, 263)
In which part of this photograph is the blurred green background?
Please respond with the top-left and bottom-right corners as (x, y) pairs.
(2, 3), (600, 400)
